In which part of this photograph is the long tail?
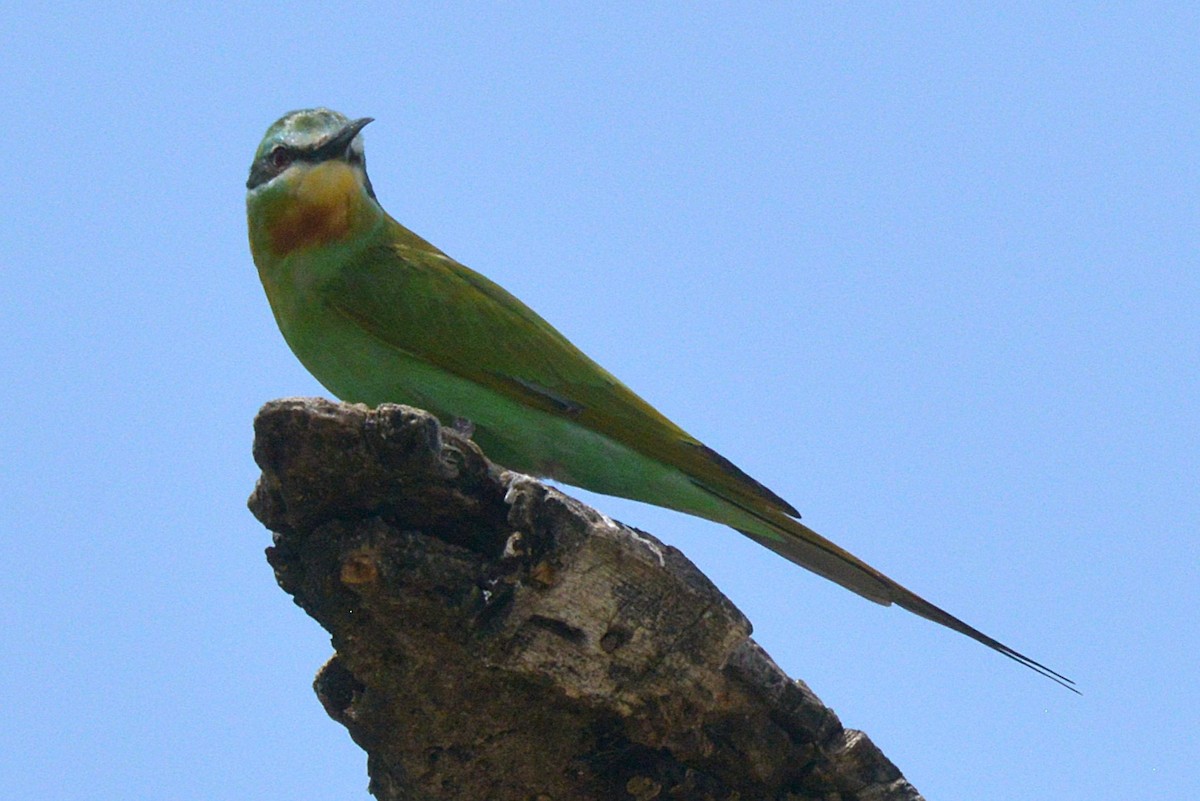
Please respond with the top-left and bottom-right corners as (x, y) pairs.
(729, 510), (1077, 693)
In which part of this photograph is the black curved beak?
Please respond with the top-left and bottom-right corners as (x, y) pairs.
(312, 117), (374, 162)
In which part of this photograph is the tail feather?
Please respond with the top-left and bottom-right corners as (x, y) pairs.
(890, 582), (1078, 692)
(729, 507), (1076, 692)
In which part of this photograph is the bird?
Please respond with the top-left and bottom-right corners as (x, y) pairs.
(246, 108), (1074, 691)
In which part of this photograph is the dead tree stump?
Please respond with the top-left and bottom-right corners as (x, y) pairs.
(248, 398), (924, 801)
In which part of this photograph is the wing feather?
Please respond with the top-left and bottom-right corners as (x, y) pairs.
(331, 229), (797, 518)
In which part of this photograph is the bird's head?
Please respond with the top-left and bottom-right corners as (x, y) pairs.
(246, 109), (379, 259)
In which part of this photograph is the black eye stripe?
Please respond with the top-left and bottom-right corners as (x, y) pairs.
(247, 136), (368, 191)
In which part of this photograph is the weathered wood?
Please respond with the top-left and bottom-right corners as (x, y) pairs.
(249, 398), (924, 801)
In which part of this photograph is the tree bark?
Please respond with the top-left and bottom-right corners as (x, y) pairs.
(249, 398), (924, 801)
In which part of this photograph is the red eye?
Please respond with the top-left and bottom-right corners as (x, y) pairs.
(269, 146), (292, 170)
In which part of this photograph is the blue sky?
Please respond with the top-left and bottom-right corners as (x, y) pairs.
(2, 4), (1196, 799)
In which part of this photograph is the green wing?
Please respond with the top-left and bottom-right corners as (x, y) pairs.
(329, 219), (798, 519)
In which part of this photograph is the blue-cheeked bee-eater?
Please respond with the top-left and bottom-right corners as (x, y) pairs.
(246, 108), (1074, 691)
